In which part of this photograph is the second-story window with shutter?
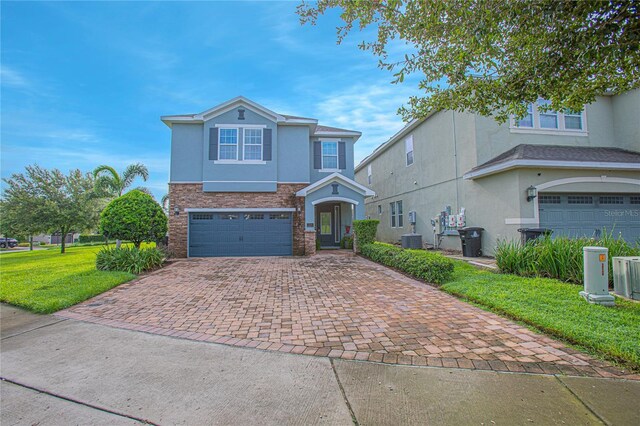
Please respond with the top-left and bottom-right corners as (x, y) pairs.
(243, 128), (263, 161)
(322, 141), (338, 170)
(219, 128), (238, 160)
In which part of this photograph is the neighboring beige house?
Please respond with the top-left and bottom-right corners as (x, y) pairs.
(354, 90), (640, 255)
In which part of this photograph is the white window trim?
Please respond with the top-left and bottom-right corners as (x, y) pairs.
(405, 135), (414, 167)
(214, 123), (267, 129)
(321, 141), (340, 172)
(390, 202), (396, 228)
(218, 127), (239, 161)
(510, 101), (588, 136)
(214, 160), (266, 165)
(242, 127), (263, 161)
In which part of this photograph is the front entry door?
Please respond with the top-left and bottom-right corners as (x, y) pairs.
(316, 204), (341, 247)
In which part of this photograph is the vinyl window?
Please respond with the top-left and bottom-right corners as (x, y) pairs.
(219, 128), (238, 160)
(390, 201), (403, 227)
(396, 201), (403, 227)
(513, 100), (585, 133)
(367, 164), (372, 184)
(390, 202), (396, 227)
(243, 128), (263, 161)
(405, 135), (414, 166)
(322, 141), (339, 170)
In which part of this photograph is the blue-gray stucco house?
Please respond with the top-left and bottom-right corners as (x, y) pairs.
(162, 96), (375, 257)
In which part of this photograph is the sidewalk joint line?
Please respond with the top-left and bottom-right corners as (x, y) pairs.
(1, 318), (68, 341)
(330, 358), (359, 426)
(554, 375), (608, 425)
(0, 377), (159, 425)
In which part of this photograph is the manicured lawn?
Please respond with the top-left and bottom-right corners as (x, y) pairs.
(441, 261), (640, 369)
(0, 244), (139, 314)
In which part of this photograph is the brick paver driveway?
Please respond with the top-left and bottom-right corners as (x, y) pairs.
(60, 252), (635, 379)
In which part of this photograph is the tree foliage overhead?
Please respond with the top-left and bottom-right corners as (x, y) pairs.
(93, 163), (150, 198)
(1, 165), (100, 253)
(298, 0), (640, 122)
(99, 190), (167, 249)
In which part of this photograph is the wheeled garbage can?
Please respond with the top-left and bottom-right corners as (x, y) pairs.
(517, 228), (553, 245)
(458, 227), (484, 257)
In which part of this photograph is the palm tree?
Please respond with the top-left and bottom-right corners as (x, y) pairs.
(93, 163), (150, 248)
(93, 163), (150, 197)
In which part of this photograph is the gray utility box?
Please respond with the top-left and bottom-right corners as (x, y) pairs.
(401, 234), (423, 249)
(612, 256), (640, 300)
(580, 246), (615, 306)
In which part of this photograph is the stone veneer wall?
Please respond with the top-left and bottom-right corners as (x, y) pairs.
(168, 183), (307, 258)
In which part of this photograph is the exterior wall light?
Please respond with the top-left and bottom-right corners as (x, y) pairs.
(174, 206), (180, 216)
(526, 185), (537, 202)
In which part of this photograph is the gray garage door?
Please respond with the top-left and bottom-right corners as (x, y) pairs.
(189, 212), (292, 257)
(539, 193), (640, 242)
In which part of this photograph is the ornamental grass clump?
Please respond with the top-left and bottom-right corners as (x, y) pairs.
(495, 231), (639, 285)
(96, 246), (166, 274)
(360, 242), (454, 284)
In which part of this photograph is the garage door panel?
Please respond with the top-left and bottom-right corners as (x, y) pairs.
(189, 211), (292, 257)
(539, 193), (640, 242)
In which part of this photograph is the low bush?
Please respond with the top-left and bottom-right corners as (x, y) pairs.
(352, 219), (379, 248)
(17, 242), (30, 247)
(495, 232), (639, 285)
(340, 235), (353, 249)
(96, 246), (166, 274)
(78, 234), (106, 243)
(361, 242), (455, 284)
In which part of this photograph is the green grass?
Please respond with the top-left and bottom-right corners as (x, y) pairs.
(0, 244), (141, 314)
(441, 261), (640, 369)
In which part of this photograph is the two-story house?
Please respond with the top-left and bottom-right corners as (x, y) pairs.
(354, 89), (640, 255)
(162, 96), (374, 258)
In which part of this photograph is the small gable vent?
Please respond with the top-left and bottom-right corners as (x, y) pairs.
(238, 108), (245, 120)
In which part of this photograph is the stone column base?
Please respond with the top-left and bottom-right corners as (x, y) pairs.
(304, 230), (317, 256)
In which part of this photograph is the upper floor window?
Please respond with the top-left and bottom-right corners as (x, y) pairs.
(367, 164), (372, 184)
(243, 128), (263, 161)
(219, 128), (238, 160)
(405, 135), (414, 166)
(512, 100), (586, 134)
(322, 141), (339, 170)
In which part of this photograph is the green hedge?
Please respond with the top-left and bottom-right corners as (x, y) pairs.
(78, 234), (106, 243)
(96, 246), (166, 274)
(361, 242), (455, 284)
(495, 232), (639, 284)
(353, 219), (379, 248)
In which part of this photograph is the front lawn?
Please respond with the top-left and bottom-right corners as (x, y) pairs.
(442, 261), (640, 369)
(0, 244), (139, 314)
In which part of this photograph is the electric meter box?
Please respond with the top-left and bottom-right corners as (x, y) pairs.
(580, 246), (615, 306)
(408, 211), (417, 224)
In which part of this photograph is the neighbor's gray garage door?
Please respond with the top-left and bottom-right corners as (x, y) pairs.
(189, 212), (292, 257)
(539, 193), (640, 242)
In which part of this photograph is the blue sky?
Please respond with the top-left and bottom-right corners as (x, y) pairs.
(1, 1), (420, 200)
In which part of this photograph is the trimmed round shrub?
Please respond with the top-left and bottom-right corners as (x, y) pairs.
(99, 190), (167, 249)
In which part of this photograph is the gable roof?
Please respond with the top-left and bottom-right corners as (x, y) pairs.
(296, 172), (375, 197)
(464, 144), (640, 179)
(161, 97), (361, 141)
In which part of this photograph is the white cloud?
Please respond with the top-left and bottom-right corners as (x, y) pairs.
(1, 66), (32, 90)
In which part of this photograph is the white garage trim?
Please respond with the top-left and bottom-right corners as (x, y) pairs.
(504, 176), (640, 225)
(185, 208), (295, 212)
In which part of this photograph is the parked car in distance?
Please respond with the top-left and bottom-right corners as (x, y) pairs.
(0, 237), (19, 248)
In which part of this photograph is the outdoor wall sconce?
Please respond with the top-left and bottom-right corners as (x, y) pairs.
(526, 185), (538, 202)
(174, 206), (180, 216)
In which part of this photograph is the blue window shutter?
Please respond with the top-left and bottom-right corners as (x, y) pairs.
(209, 128), (218, 160)
(338, 141), (346, 170)
(313, 141), (322, 169)
(263, 128), (272, 161)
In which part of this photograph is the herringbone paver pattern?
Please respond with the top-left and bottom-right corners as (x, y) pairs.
(59, 252), (638, 379)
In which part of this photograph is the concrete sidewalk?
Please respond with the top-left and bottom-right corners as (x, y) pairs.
(1, 304), (639, 425)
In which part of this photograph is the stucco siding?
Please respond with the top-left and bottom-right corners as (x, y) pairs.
(170, 123), (204, 182)
(611, 89), (640, 152)
(278, 126), (311, 183)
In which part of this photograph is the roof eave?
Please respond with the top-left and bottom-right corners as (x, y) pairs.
(463, 160), (640, 180)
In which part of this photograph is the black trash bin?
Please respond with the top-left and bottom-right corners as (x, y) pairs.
(458, 227), (484, 257)
(517, 228), (553, 245)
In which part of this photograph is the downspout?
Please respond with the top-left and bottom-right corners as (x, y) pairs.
(452, 112), (461, 210)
